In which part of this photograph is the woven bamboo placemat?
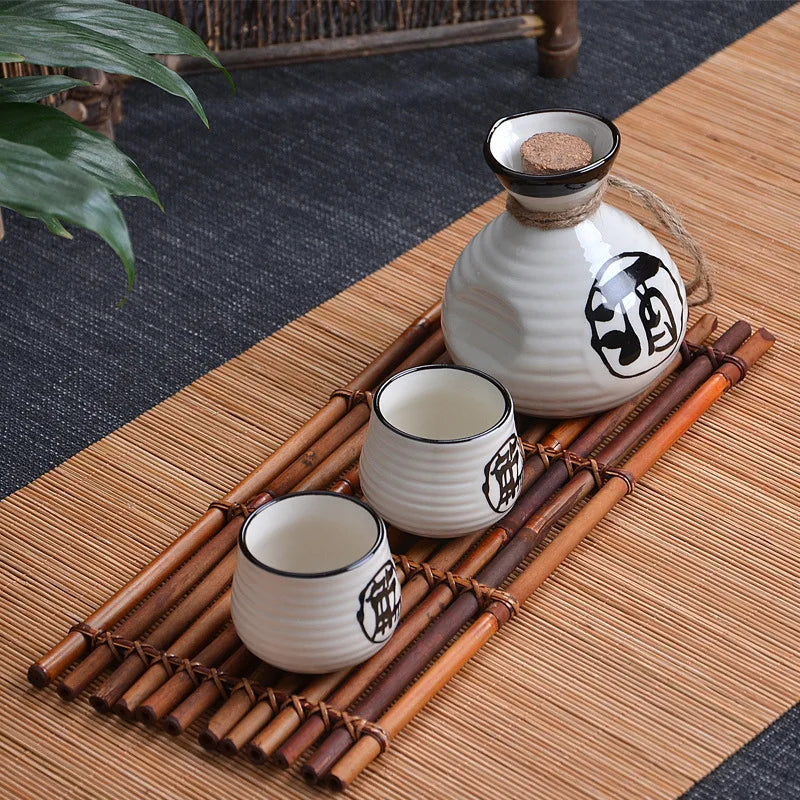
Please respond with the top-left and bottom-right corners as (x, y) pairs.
(3, 7), (799, 799)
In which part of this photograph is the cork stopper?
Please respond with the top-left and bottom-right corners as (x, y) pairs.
(520, 132), (593, 175)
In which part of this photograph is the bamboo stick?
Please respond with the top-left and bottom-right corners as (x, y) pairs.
(163, 645), (261, 735)
(67, 325), (445, 703)
(304, 318), (744, 780)
(327, 328), (775, 790)
(29, 301), (442, 688)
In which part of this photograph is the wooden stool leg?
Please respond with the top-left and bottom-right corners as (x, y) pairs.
(536, 0), (581, 78)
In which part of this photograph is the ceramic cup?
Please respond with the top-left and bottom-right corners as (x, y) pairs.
(359, 364), (524, 538)
(231, 491), (401, 674)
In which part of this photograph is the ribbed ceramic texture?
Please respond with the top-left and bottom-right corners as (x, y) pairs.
(359, 412), (522, 537)
(442, 203), (688, 416)
(231, 536), (399, 674)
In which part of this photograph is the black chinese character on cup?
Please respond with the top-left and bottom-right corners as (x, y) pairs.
(357, 559), (401, 644)
(482, 435), (524, 513)
(585, 251), (684, 379)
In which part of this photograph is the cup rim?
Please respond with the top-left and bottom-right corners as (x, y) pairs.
(372, 363), (513, 445)
(483, 108), (621, 194)
(238, 491), (386, 579)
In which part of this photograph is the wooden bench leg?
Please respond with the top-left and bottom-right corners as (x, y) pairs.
(536, 0), (581, 78)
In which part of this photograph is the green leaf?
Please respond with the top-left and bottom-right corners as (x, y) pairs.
(0, 0), (233, 91)
(0, 102), (161, 207)
(42, 215), (72, 238)
(0, 75), (90, 102)
(0, 16), (208, 126)
(17, 208), (73, 238)
(0, 51), (24, 62)
(0, 139), (134, 289)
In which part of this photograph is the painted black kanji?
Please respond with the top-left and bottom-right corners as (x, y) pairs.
(482, 435), (524, 513)
(357, 559), (401, 644)
(585, 251), (684, 379)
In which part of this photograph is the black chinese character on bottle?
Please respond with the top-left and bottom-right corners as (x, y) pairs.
(585, 251), (684, 379)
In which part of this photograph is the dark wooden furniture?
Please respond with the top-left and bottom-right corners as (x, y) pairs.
(0, 0), (580, 139)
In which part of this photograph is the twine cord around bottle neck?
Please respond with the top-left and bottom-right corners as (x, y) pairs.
(505, 175), (714, 307)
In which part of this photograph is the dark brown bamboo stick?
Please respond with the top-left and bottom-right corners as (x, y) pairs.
(275, 315), (719, 769)
(90, 551), (236, 714)
(163, 645), (262, 735)
(136, 625), (242, 724)
(329, 328), (775, 789)
(30, 301), (441, 688)
(68, 325), (445, 703)
(113, 588), (233, 718)
(305, 318), (742, 780)
(244, 669), (348, 763)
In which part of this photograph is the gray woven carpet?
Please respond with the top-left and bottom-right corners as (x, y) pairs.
(1, 2), (796, 797)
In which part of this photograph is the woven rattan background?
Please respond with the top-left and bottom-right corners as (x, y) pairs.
(3, 7), (799, 799)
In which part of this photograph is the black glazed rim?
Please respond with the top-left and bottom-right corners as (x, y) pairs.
(483, 108), (621, 197)
(372, 363), (513, 445)
(238, 491), (385, 579)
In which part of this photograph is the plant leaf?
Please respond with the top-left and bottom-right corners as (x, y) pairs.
(0, 75), (89, 101)
(0, 16), (208, 125)
(17, 208), (73, 238)
(0, 101), (161, 207)
(42, 215), (72, 238)
(0, 139), (134, 289)
(0, 0), (233, 91)
(0, 51), (24, 62)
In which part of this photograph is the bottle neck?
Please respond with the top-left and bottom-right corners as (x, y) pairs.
(507, 181), (604, 214)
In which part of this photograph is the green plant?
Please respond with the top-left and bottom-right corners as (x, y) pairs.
(0, 0), (232, 295)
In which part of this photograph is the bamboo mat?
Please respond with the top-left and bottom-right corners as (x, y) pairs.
(3, 7), (799, 799)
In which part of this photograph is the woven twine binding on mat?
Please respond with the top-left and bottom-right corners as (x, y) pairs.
(521, 443), (637, 496)
(329, 388), (373, 410)
(505, 174), (715, 308)
(680, 341), (749, 381)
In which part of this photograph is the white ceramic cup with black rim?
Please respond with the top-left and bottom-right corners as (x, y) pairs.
(231, 491), (401, 674)
(359, 364), (525, 537)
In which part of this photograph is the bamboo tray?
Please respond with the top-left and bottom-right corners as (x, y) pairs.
(25, 297), (775, 791)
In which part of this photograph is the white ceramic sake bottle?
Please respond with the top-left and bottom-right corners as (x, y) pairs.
(442, 109), (688, 417)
